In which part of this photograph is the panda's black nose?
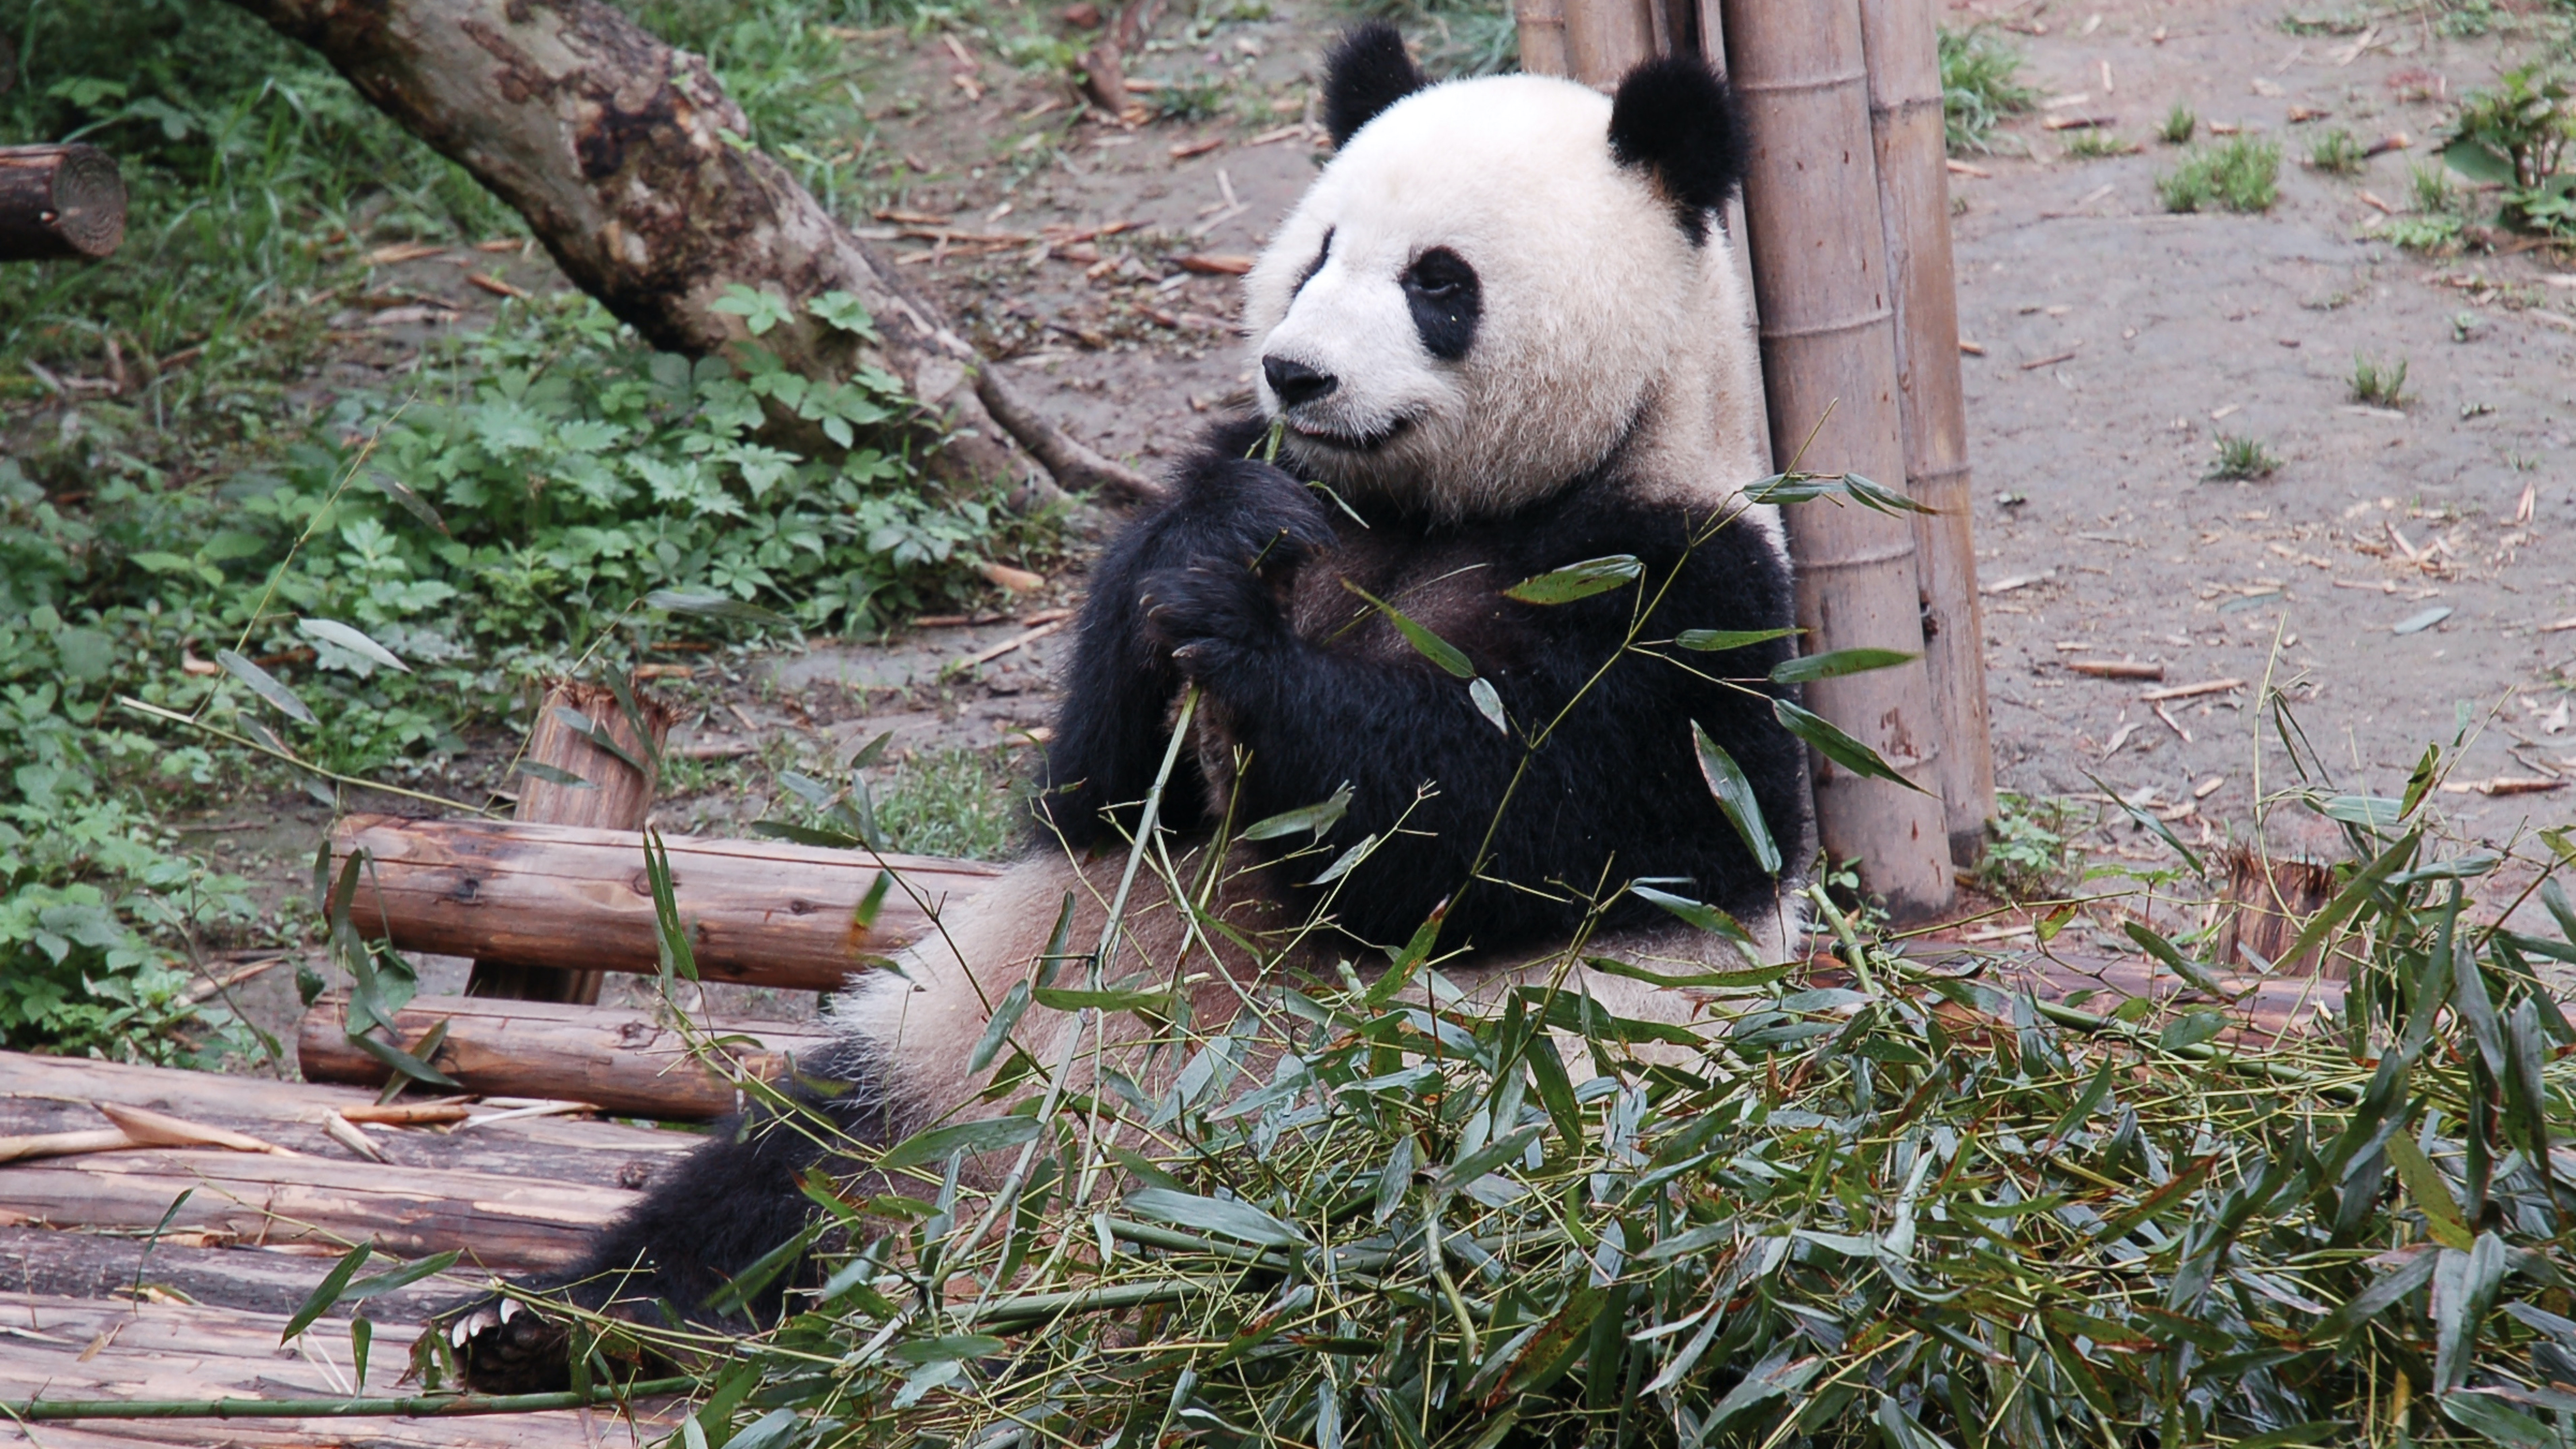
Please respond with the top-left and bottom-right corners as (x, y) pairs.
(1262, 356), (1338, 408)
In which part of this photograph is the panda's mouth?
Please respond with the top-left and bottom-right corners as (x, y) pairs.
(1286, 413), (1415, 452)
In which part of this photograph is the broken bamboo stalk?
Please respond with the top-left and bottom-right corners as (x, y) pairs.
(0, 145), (125, 261)
(1716, 0), (1954, 920)
(332, 814), (1001, 992)
(1858, 0), (1995, 868)
(296, 994), (835, 1120)
(468, 679), (672, 1003)
(0, 1149), (631, 1270)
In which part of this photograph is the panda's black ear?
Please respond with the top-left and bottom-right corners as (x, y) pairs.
(1322, 23), (1428, 149)
(1608, 56), (1749, 244)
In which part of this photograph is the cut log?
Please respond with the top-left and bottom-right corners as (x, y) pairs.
(2216, 847), (2341, 978)
(0, 145), (126, 262)
(0, 1148), (633, 1271)
(297, 995), (836, 1119)
(0, 1225), (478, 1323)
(469, 680), (671, 1004)
(0, 1291), (664, 1449)
(331, 814), (1003, 992)
(0, 1051), (696, 1192)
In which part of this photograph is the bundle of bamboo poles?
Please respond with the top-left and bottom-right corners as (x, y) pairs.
(1515, 0), (1993, 917)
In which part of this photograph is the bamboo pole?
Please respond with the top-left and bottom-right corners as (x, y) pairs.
(1857, 0), (1994, 866)
(1713, 0), (1953, 920)
(467, 680), (670, 1004)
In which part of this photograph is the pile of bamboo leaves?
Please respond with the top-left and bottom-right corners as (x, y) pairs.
(429, 736), (2576, 1449)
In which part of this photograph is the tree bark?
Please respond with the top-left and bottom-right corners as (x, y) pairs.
(298, 994), (835, 1119)
(332, 814), (1002, 992)
(223, 0), (1159, 505)
(0, 145), (125, 261)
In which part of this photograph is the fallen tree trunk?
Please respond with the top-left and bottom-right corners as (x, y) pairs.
(299, 994), (836, 1119)
(223, 0), (1158, 506)
(332, 814), (1002, 991)
(0, 145), (125, 261)
(0, 1149), (630, 1271)
(0, 1226), (478, 1324)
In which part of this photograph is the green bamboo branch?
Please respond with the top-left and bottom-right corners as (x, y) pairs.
(6, 1376), (693, 1422)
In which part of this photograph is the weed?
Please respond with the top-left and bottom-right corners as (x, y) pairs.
(1975, 792), (2082, 897)
(2349, 351), (2410, 408)
(2411, 160), (2459, 214)
(873, 746), (1027, 859)
(1339, 0), (1518, 77)
(2278, 10), (2370, 34)
(2444, 65), (2576, 235)
(1141, 75), (1229, 122)
(2061, 128), (2133, 160)
(2207, 433), (2282, 480)
(1938, 26), (2037, 155)
(2157, 136), (2282, 213)
(2307, 127), (2367, 175)
(2159, 102), (2196, 145)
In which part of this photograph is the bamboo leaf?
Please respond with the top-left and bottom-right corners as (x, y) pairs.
(644, 590), (793, 628)
(1676, 626), (1798, 653)
(878, 1117), (1044, 1173)
(349, 1023), (458, 1088)
(1692, 721), (1780, 875)
(1584, 956), (1788, 989)
(1769, 647), (1915, 684)
(1241, 784), (1352, 842)
(1500, 555), (1642, 604)
(280, 1243), (372, 1342)
(1341, 582), (1474, 679)
(345, 1249), (464, 1301)
(214, 649), (316, 724)
(1469, 676), (1506, 733)
(296, 618), (410, 673)
(2386, 1133), (2475, 1250)
(552, 706), (646, 775)
(1775, 699), (1927, 791)
(517, 760), (595, 789)
(966, 981), (1032, 1076)
(1124, 1188), (1309, 1248)
(2087, 772), (2206, 877)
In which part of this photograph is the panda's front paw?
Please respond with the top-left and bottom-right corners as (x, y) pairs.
(1138, 564), (1291, 680)
(1172, 460), (1336, 572)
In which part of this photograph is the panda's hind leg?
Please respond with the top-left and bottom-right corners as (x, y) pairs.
(448, 1034), (892, 1392)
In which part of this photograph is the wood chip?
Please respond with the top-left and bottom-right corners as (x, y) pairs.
(336, 1100), (473, 1125)
(2141, 677), (2244, 702)
(1169, 137), (1223, 159)
(2366, 131), (2411, 156)
(94, 1102), (296, 1156)
(978, 560), (1047, 593)
(2020, 347), (2082, 370)
(875, 208), (955, 225)
(321, 1113), (387, 1163)
(2042, 115), (2117, 131)
(1947, 159), (1993, 177)
(466, 272), (530, 300)
(968, 618), (1069, 668)
(2153, 702), (2193, 742)
(2069, 659), (2166, 679)
(2099, 720), (2139, 760)
(2443, 776), (2567, 797)
(2194, 774), (2226, 798)
(363, 242), (446, 265)
(1958, 339), (1986, 355)
(2540, 616), (2576, 633)
(1176, 253), (1254, 275)
(1982, 570), (2055, 595)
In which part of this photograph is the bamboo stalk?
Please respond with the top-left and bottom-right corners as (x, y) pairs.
(1858, 0), (1995, 867)
(468, 679), (671, 1003)
(1713, 0), (1954, 920)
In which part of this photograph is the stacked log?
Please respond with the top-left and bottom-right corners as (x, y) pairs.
(0, 145), (125, 261)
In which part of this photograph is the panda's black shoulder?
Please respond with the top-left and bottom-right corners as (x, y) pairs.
(1163, 415), (1273, 499)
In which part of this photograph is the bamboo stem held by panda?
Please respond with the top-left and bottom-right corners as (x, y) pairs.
(330, 814), (1001, 991)
(466, 680), (670, 1004)
(1858, 0), (1996, 868)
(0, 145), (126, 261)
(296, 994), (836, 1119)
(1713, 0), (1955, 921)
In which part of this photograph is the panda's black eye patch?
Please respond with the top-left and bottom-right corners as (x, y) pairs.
(1401, 247), (1480, 361)
(1294, 227), (1335, 297)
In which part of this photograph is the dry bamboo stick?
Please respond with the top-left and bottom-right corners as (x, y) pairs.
(1715, 0), (1954, 920)
(1857, 0), (1995, 868)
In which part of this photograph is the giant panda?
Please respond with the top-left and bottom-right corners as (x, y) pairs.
(453, 25), (1805, 1389)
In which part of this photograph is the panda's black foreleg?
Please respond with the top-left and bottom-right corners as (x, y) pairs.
(448, 1039), (894, 1393)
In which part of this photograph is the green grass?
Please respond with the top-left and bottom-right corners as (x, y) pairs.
(2060, 128), (2132, 160)
(2307, 127), (2367, 175)
(2350, 351), (2410, 408)
(1938, 26), (2037, 155)
(2158, 101), (2196, 145)
(873, 746), (1027, 859)
(1337, 0), (1519, 77)
(2157, 136), (2282, 213)
(2207, 432), (2282, 480)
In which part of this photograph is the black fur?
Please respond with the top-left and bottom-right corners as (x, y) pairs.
(1401, 246), (1481, 362)
(1045, 417), (1805, 951)
(452, 1039), (894, 1393)
(1321, 22), (1428, 149)
(1607, 56), (1750, 245)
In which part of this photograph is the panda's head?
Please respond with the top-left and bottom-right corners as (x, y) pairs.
(1242, 26), (1752, 521)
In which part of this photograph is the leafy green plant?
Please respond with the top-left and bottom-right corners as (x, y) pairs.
(1938, 26), (2037, 155)
(2308, 127), (2367, 175)
(1975, 791), (2083, 897)
(2158, 136), (2282, 212)
(2351, 351), (2411, 408)
(2060, 128), (2132, 160)
(2443, 66), (2576, 235)
(2208, 432), (2282, 480)
(2159, 101), (2197, 145)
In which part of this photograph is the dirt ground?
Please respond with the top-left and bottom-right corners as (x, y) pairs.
(196, 0), (2576, 1051)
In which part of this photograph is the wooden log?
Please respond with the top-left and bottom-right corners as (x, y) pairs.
(0, 1225), (477, 1323)
(469, 680), (671, 1004)
(0, 1149), (633, 1271)
(0, 1051), (695, 1192)
(2215, 847), (2341, 978)
(0, 1291), (652, 1448)
(1858, 0), (1995, 868)
(331, 814), (1002, 993)
(1714, 0), (1954, 921)
(0, 145), (126, 262)
(297, 994), (836, 1120)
